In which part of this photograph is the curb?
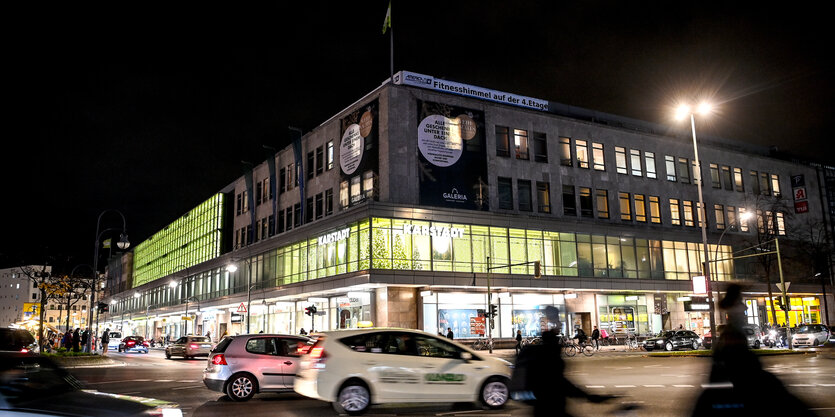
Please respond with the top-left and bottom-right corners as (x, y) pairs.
(50, 356), (125, 368)
(645, 349), (812, 358)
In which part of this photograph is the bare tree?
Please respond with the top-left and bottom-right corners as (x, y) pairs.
(55, 274), (92, 333)
(17, 265), (65, 348)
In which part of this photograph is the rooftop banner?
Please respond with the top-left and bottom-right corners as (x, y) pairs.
(394, 71), (549, 112)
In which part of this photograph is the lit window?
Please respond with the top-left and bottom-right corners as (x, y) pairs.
(619, 192), (632, 221)
(592, 143), (605, 171)
(630, 149), (642, 176)
(576, 140), (589, 169)
(615, 147), (627, 174)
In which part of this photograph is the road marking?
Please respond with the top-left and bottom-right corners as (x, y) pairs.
(642, 385), (665, 388)
(156, 379), (173, 382)
(789, 384), (815, 387)
(818, 384), (835, 387)
(177, 380), (196, 383)
(673, 385), (695, 388)
(132, 379), (152, 382)
(615, 385), (636, 388)
(701, 382), (733, 389)
(585, 385), (606, 388)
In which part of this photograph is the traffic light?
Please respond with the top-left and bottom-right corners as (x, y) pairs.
(305, 305), (317, 316)
(97, 302), (109, 313)
(781, 297), (790, 312)
(489, 304), (498, 318)
(774, 297), (787, 312)
(534, 261), (541, 279)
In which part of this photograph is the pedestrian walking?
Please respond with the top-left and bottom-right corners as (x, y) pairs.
(72, 328), (81, 352)
(205, 331), (211, 341)
(101, 328), (111, 355)
(300, 328), (307, 335)
(591, 326), (600, 350)
(446, 327), (454, 340)
(62, 331), (72, 350)
(510, 306), (613, 416)
(515, 330), (523, 355)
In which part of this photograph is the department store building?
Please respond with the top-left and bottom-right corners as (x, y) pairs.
(104, 71), (833, 342)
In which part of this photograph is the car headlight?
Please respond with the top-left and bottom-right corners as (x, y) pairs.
(656, 340), (663, 345)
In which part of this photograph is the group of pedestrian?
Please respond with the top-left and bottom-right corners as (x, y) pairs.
(56, 328), (88, 352)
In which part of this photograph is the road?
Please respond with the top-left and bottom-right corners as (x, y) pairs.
(67, 348), (835, 416)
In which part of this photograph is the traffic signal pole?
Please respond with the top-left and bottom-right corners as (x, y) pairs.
(483, 258), (542, 353)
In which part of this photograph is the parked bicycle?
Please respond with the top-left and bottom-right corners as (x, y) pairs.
(562, 338), (595, 357)
(471, 337), (494, 351)
(521, 336), (542, 347)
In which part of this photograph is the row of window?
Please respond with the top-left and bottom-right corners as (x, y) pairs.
(497, 132), (785, 198)
(497, 177), (787, 235)
(234, 189), (336, 249)
(306, 141), (335, 179)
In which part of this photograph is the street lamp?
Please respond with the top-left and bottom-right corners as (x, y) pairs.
(675, 102), (718, 344)
(87, 209), (129, 353)
(183, 296), (200, 336)
(226, 259), (256, 334)
(168, 264), (191, 337)
(477, 257), (541, 353)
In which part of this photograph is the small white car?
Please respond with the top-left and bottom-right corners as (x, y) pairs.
(294, 328), (512, 415)
(106, 331), (122, 351)
(792, 324), (830, 347)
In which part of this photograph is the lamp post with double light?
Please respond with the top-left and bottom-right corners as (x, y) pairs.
(675, 102), (718, 345)
(168, 264), (191, 336)
(225, 258), (256, 334)
(87, 210), (130, 353)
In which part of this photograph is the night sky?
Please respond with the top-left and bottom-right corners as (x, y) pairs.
(4, 2), (833, 271)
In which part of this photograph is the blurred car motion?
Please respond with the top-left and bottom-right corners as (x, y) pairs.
(118, 336), (150, 354)
(792, 324), (830, 347)
(166, 336), (212, 359)
(1, 327), (39, 354)
(0, 353), (182, 416)
(294, 328), (512, 415)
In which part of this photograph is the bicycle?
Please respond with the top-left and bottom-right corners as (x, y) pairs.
(563, 338), (595, 357)
(625, 333), (642, 351)
(521, 336), (542, 347)
(472, 338), (493, 351)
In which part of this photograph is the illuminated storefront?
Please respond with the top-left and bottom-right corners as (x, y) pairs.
(764, 296), (823, 327)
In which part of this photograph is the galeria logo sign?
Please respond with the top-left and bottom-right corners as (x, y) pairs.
(318, 228), (350, 246)
(443, 188), (468, 203)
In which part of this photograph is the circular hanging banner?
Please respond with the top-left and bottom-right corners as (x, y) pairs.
(359, 110), (374, 138)
(418, 115), (464, 167)
(340, 124), (364, 175)
(456, 114), (477, 140)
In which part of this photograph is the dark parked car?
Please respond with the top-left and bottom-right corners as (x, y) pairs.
(643, 330), (702, 351)
(0, 327), (39, 354)
(704, 324), (761, 349)
(0, 353), (183, 416)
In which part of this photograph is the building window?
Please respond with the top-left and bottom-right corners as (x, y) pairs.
(665, 155), (676, 181)
(760, 172), (771, 196)
(678, 158), (690, 184)
(670, 198), (681, 226)
(721, 166), (732, 190)
(307, 151), (315, 179)
(236, 193), (242, 216)
(576, 140), (589, 169)
(750, 170), (760, 194)
(682, 200), (695, 227)
(340, 181), (349, 209)
(715, 204), (725, 230)
(537, 181), (551, 213)
(739, 207), (750, 232)
(277, 210), (285, 234)
(630, 149), (642, 176)
(615, 147), (627, 174)
(649, 196), (661, 224)
(363, 170), (375, 200)
(286, 164), (295, 191)
(727, 206), (736, 231)
(293, 203), (301, 228)
(285, 207), (293, 231)
(776, 212), (786, 235)
(619, 192), (632, 221)
(325, 188), (334, 215)
(305, 197), (314, 223)
(327, 141), (334, 170)
(533, 132), (548, 163)
(645, 152), (657, 179)
(279, 167), (286, 194)
(579, 187), (593, 218)
(559, 137), (572, 166)
(734, 168), (744, 192)
(496, 126), (510, 157)
(563, 185), (576, 216)
(592, 142), (605, 171)
(771, 174), (781, 197)
(316, 146), (324, 175)
(498, 177), (513, 210)
(514, 129), (529, 160)
(596, 189), (609, 219)
(518, 180), (532, 211)
(635, 194), (646, 222)
(315, 193), (323, 220)
(710, 164), (721, 188)
(350, 176), (361, 205)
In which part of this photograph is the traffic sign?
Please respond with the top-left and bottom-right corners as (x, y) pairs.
(237, 303), (247, 313)
(775, 282), (791, 292)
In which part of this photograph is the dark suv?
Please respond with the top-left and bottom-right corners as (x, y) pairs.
(0, 327), (39, 354)
(643, 330), (702, 351)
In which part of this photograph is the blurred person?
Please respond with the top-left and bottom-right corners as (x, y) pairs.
(512, 306), (612, 416)
(446, 327), (454, 339)
(101, 328), (110, 355)
(62, 331), (72, 350)
(591, 326), (600, 349)
(81, 329), (89, 353)
(71, 328), (80, 352)
(515, 329), (523, 355)
(300, 328), (307, 335)
(690, 284), (813, 416)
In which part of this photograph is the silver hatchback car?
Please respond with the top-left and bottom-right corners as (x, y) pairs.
(202, 334), (310, 401)
(165, 336), (213, 359)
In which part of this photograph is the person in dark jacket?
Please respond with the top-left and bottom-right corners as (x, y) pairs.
(81, 329), (89, 352)
(446, 327), (454, 339)
(101, 328), (111, 355)
(514, 306), (612, 416)
(591, 326), (600, 350)
(515, 330), (523, 355)
(61, 331), (72, 350)
(72, 328), (81, 352)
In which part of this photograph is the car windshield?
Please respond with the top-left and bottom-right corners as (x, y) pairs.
(657, 331), (676, 338)
(0, 356), (79, 404)
(190, 337), (210, 342)
(796, 326), (813, 333)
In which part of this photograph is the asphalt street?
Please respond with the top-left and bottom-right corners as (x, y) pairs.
(67, 348), (835, 416)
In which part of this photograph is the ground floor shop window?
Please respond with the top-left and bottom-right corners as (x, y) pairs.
(597, 294), (650, 336)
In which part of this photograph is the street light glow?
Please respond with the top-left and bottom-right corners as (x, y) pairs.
(226, 264), (239, 273)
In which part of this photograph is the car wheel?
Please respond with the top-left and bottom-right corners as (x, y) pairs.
(754, 340), (761, 349)
(665, 342), (674, 351)
(692, 341), (699, 350)
(165, 351), (171, 359)
(335, 380), (371, 416)
(480, 377), (509, 409)
(227, 373), (257, 402)
(813, 338), (819, 346)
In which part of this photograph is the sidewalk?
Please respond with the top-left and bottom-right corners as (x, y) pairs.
(484, 344), (646, 361)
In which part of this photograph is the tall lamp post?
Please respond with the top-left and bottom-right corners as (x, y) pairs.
(88, 210), (129, 353)
(477, 257), (541, 353)
(182, 296), (200, 336)
(168, 264), (190, 338)
(675, 102), (718, 344)
(226, 257), (255, 334)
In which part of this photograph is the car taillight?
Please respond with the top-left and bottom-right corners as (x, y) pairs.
(127, 341), (135, 346)
(211, 354), (227, 365)
(143, 341), (150, 347)
(190, 344), (199, 349)
(310, 347), (325, 359)
(20, 348), (29, 353)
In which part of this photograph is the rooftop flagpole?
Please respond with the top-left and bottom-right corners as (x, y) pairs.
(383, 1), (393, 83)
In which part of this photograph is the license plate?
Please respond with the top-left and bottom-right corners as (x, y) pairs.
(202, 344), (211, 348)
